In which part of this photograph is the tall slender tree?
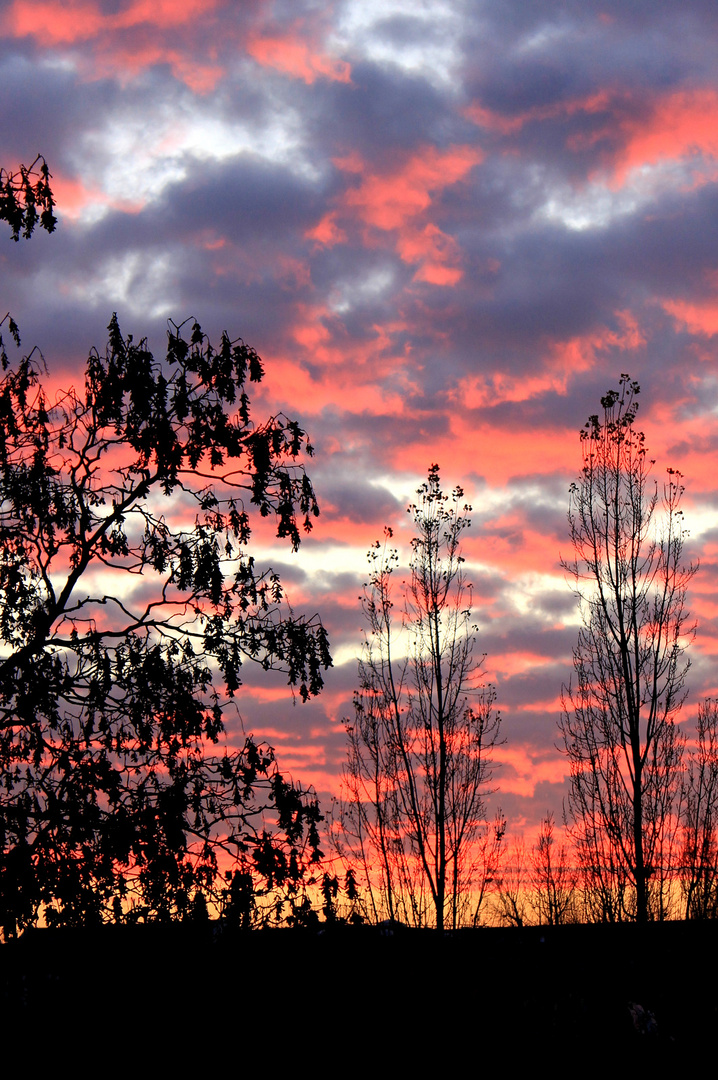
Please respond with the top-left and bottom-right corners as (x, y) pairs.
(559, 375), (695, 923)
(335, 466), (503, 930)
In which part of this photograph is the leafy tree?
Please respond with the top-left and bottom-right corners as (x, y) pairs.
(335, 466), (503, 930)
(0, 313), (331, 937)
(559, 375), (695, 923)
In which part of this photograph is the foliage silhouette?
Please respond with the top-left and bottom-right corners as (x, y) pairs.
(0, 155), (56, 241)
(559, 375), (695, 923)
(0, 155), (56, 374)
(335, 466), (504, 930)
(0, 313), (331, 936)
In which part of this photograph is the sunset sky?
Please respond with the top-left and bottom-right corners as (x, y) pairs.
(3, 0), (718, 842)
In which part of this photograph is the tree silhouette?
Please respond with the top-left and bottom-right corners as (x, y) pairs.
(680, 699), (718, 919)
(559, 376), (695, 923)
(335, 467), (503, 930)
(0, 314), (331, 936)
(528, 812), (578, 925)
(494, 836), (528, 927)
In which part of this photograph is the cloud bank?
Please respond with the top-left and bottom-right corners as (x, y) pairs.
(3, 0), (718, 834)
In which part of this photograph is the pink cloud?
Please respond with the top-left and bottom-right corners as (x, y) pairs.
(9, 0), (221, 42)
(306, 145), (483, 284)
(493, 745), (569, 800)
(246, 30), (350, 84)
(464, 90), (613, 137)
(259, 307), (413, 420)
(49, 170), (144, 219)
(467, 87), (718, 196)
(455, 311), (646, 412)
(610, 88), (718, 188)
(342, 145), (482, 230)
(305, 212), (347, 249)
(662, 298), (718, 338)
(397, 223), (464, 285)
(8, 0), (226, 91)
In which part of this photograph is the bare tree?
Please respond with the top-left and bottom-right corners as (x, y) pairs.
(494, 836), (528, 927)
(335, 466), (503, 930)
(559, 375), (695, 923)
(681, 699), (718, 919)
(528, 812), (578, 925)
(468, 810), (507, 927)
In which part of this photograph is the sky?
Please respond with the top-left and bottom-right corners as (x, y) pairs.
(3, 0), (718, 843)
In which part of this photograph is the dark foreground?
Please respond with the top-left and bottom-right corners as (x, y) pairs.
(2, 921), (715, 1066)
